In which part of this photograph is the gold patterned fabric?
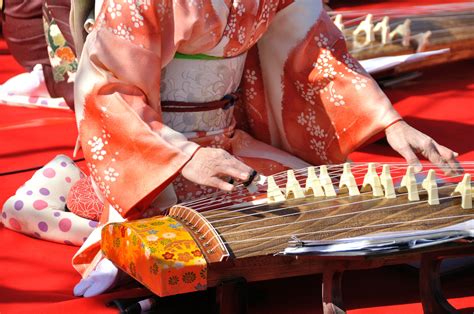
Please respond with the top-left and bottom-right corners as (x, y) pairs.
(101, 216), (207, 296)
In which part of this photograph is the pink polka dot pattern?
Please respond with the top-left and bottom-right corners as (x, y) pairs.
(43, 168), (56, 178)
(9, 218), (21, 231)
(1, 155), (96, 246)
(59, 218), (72, 232)
(33, 200), (48, 210)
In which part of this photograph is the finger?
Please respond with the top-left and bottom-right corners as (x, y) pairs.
(206, 177), (235, 192)
(421, 140), (450, 173)
(433, 142), (463, 176)
(215, 165), (249, 181)
(221, 158), (253, 180)
(217, 158), (254, 180)
(396, 146), (422, 172)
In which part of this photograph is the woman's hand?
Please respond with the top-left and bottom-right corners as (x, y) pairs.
(181, 147), (253, 191)
(385, 120), (462, 176)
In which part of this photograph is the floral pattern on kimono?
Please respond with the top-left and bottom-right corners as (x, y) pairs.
(73, 0), (401, 276)
(43, 3), (78, 83)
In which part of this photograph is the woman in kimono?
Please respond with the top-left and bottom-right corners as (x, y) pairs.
(13, 0), (461, 296)
(0, 0), (76, 108)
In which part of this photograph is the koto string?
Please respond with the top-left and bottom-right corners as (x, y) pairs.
(180, 163), (382, 208)
(201, 182), (462, 245)
(345, 22), (474, 43)
(189, 165), (470, 214)
(340, 11), (474, 29)
(207, 183), (462, 240)
(226, 212), (474, 255)
(182, 164), (468, 213)
(197, 177), (463, 240)
(179, 162), (470, 211)
(328, 2), (474, 18)
(199, 164), (468, 220)
(348, 27), (474, 54)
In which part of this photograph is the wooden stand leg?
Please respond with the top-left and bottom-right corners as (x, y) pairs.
(322, 270), (346, 314)
(215, 278), (248, 314)
(419, 254), (458, 314)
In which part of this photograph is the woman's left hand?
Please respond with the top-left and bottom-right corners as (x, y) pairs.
(385, 120), (462, 176)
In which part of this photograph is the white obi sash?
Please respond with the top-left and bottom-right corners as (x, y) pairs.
(160, 53), (247, 135)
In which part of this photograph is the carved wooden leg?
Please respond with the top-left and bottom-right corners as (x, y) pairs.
(215, 278), (248, 314)
(322, 270), (346, 314)
(419, 254), (458, 314)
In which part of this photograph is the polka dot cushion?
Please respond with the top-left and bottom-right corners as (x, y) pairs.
(1, 155), (99, 246)
(67, 177), (104, 221)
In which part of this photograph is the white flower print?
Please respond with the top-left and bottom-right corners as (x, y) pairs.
(328, 82), (345, 106)
(130, 7), (144, 28)
(104, 167), (120, 182)
(136, 0), (151, 11)
(88, 136), (107, 160)
(314, 34), (333, 50)
(351, 76), (368, 90)
(225, 15), (237, 38)
(297, 113), (307, 125)
(294, 80), (322, 106)
(49, 24), (61, 37)
(107, 0), (123, 19)
(234, 2), (246, 16)
(238, 26), (246, 44)
(310, 138), (328, 162)
(342, 53), (365, 75)
(245, 87), (257, 101)
(110, 23), (135, 42)
(297, 109), (328, 139)
(99, 181), (111, 197)
(313, 49), (337, 80)
(245, 69), (257, 85)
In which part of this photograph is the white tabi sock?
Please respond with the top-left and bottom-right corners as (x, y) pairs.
(0, 64), (50, 97)
(73, 258), (119, 297)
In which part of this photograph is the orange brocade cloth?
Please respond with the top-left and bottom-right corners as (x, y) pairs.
(102, 216), (207, 296)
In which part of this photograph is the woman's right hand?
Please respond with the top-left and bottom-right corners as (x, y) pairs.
(181, 147), (253, 192)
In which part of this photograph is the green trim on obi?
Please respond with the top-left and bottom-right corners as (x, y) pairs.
(174, 53), (223, 60)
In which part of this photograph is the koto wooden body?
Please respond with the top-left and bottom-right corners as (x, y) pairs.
(104, 162), (474, 313)
(175, 184), (471, 259)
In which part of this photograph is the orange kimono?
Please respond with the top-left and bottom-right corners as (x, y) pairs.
(72, 0), (401, 275)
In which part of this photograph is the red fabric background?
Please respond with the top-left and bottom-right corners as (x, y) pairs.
(1, 0), (473, 311)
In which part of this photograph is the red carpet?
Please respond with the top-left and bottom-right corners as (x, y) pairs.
(1, 2), (474, 312)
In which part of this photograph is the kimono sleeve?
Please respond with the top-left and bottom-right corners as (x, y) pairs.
(74, 1), (199, 219)
(257, 1), (401, 164)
